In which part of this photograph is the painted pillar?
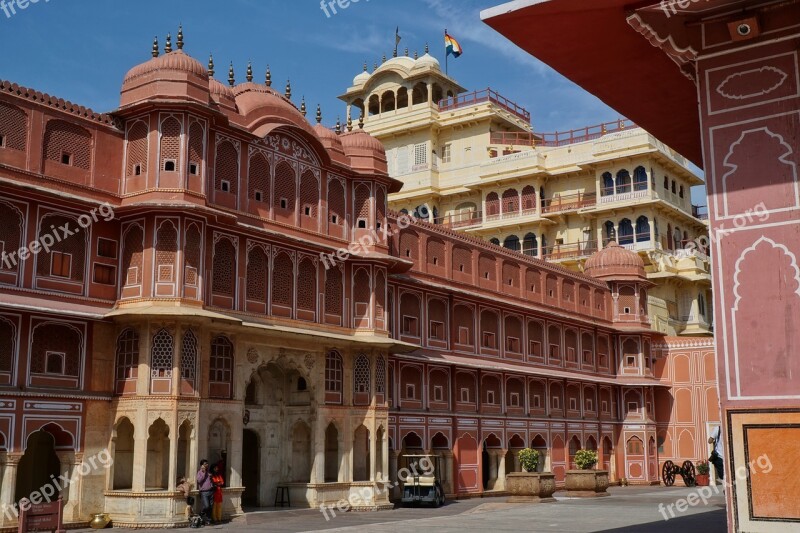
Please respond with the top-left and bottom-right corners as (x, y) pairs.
(131, 411), (148, 492)
(495, 450), (507, 491)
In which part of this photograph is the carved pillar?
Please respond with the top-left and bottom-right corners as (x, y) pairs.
(132, 411), (148, 492)
(57, 453), (79, 521)
(495, 450), (507, 491)
(0, 454), (22, 526)
(487, 450), (498, 490)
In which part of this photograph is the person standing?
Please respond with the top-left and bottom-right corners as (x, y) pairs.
(211, 464), (225, 523)
(708, 426), (724, 481)
(196, 459), (214, 524)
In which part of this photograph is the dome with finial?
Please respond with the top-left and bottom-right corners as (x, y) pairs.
(414, 50), (441, 70)
(353, 62), (370, 86)
(313, 106), (346, 159)
(121, 30), (209, 108)
(584, 242), (647, 281)
(340, 128), (388, 174)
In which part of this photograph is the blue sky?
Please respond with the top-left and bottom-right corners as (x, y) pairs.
(0, 0), (705, 200)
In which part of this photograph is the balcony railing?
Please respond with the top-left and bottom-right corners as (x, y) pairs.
(541, 240), (599, 260)
(490, 119), (637, 148)
(434, 210), (483, 229)
(438, 88), (531, 123)
(541, 192), (597, 214)
(599, 185), (650, 204)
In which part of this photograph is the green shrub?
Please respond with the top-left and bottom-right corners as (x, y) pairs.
(696, 460), (710, 475)
(575, 449), (598, 470)
(518, 448), (540, 472)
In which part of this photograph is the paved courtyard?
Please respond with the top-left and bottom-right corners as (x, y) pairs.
(86, 485), (727, 532)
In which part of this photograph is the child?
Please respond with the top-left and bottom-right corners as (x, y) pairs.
(176, 477), (193, 520)
(211, 465), (225, 523)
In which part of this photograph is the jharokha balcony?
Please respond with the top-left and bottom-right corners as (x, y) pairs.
(489, 119), (637, 149)
(438, 88), (531, 123)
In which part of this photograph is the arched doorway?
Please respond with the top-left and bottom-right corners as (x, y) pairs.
(241, 429), (260, 507)
(16, 430), (61, 502)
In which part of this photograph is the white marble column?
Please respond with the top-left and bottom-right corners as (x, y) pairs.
(132, 412), (148, 492)
(495, 450), (507, 491)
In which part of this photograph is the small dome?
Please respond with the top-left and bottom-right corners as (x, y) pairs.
(340, 128), (385, 153)
(314, 123), (345, 156)
(209, 78), (236, 110)
(123, 50), (208, 85)
(584, 242), (646, 281)
(340, 129), (387, 174)
(353, 70), (370, 86)
(233, 81), (282, 99)
(414, 53), (440, 70)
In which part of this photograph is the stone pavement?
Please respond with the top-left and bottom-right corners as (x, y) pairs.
(85, 485), (727, 532)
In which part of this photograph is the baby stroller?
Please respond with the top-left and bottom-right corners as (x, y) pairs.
(187, 496), (204, 528)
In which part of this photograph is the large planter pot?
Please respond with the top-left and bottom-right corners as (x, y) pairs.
(565, 470), (610, 497)
(695, 474), (710, 486)
(506, 472), (557, 503)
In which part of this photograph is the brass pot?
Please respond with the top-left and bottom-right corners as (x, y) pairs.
(90, 513), (111, 529)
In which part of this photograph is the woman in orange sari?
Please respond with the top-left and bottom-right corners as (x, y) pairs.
(210, 464), (225, 523)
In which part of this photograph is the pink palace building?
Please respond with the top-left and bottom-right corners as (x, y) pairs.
(0, 31), (716, 528)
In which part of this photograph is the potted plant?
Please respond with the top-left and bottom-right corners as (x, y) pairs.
(565, 449), (609, 497)
(506, 448), (556, 503)
(695, 460), (710, 486)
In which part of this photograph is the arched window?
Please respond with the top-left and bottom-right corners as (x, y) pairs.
(274, 161), (296, 214)
(43, 120), (91, 170)
(150, 328), (174, 394)
(0, 201), (23, 276)
(155, 220), (178, 286)
(602, 172), (614, 196)
(328, 178), (345, 227)
(616, 169), (631, 194)
(636, 216), (650, 242)
(604, 221), (616, 243)
(522, 186), (536, 211)
(115, 329), (139, 394)
(618, 219), (634, 245)
(673, 227), (682, 250)
(180, 330), (198, 391)
(375, 355), (386, 395)
(679, 185), (685, 198)
(325, 266), (343, 318)
(297, 257), (317, 315)
(523, 233), (538, 256)
(209, 335), (233, 399)
(36, 213), (86, 282)
(325, 351), (343, 403)
(212, 237), (236, 297)
(485, 192), (500, 218)
(246, 245), (268, 303)
(126, 120), (148, 178)
(248, 152), (270, 204)
(502, 188), (520, 215)
(160, 116), (182, 172)
(503, 235), (520, 252)
(354, 354), (370, 395)
(633, 166), (647, 191)
(214, 140), (239, 195)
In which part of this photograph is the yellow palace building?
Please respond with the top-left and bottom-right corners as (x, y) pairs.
(340, 51), (712, 338)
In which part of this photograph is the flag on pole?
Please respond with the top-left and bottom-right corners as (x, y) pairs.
(396, 27), (401, 46)
(445, 33), (463, 58)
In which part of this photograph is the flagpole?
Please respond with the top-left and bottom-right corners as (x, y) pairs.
(444, 28), (448, 76)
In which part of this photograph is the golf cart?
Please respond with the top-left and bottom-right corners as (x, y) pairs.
(400, 454), (446, 507)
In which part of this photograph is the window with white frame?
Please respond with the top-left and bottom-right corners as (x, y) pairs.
(441, 143), (452, 164)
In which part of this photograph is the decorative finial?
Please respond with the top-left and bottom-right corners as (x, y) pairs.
(285, 79), (292, 100)
(208, 54), (215, 77)
(335, 117), (341, 135)
(359, 114), (364, 129)
(177, 25), (184, 50)
(425, 42), (429, 54)
(228, 62), (235, 87)
(405, 47), (409, 57)
(373, 62), (378, 71)
(347, 115), (353, 132)
(414, 50), (419, 60)
(393, 48), (397, 58)
(300, 97), (307, 117)
(165, 33), (172, 54)
(265, 65), (272, 86)
(246, 62), (253, 83)
(382, 53), (387, 63)
(152, 36), (159, 58)
(316, 104), (322, 124)
(363, 61), (368, 72)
